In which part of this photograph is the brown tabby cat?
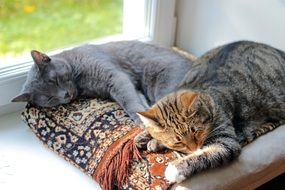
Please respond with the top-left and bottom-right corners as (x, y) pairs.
(135, 41), (285, 183)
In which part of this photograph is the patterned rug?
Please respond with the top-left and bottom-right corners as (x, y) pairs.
(22, 98), (180, 190)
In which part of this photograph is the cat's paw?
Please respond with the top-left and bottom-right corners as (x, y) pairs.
(147, 139), (165, 152)
(134, 130), (152, 149)
(165, 163), (186, 183)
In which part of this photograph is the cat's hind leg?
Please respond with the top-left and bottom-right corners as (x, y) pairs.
(251, 121), (280, 139)
(241, 120), (284, 146)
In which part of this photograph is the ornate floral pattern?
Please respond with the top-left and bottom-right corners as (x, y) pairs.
(22, 98), (179, 190)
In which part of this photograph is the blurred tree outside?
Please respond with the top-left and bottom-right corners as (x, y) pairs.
(0, 0), (123, 65)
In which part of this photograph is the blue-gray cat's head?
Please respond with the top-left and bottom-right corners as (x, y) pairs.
(12, 50), (77, 107)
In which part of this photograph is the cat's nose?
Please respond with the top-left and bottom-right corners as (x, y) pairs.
(64, 92), (70, 99)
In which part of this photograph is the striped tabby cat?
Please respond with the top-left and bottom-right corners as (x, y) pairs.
(135, 41), (285, 183)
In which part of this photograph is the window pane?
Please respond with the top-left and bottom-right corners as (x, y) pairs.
(0, 0), (123, 67)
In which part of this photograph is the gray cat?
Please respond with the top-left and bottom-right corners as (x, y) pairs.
(134, 41), (285, 182)
(12, 41), (193, 122)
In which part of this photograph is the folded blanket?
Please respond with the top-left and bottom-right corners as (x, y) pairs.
(22, 98), (180, 190)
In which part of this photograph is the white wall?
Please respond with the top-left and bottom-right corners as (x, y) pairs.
(175, 0), (285, 56)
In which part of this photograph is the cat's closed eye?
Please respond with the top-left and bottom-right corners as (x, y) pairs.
(47, 79), (56, 85)
(175, 136), (182, 141)
(172, 142), (184, 148)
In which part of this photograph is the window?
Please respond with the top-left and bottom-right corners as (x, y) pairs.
(0, 0), (124, 68)
(0, 0), (176, 115)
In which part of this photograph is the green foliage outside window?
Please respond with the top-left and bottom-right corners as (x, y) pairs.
(0, 0), (123, 58)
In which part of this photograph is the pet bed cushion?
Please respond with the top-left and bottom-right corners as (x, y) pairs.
(22, 98), (178, 190)
(21, 98), (285, 190)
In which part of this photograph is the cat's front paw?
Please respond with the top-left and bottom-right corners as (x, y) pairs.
(165, 162), (186, 183)
(134, 130), (152, 149)
(147, 139), (165, 152)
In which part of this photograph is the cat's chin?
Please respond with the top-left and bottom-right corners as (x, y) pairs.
(165, 163), (186, 183)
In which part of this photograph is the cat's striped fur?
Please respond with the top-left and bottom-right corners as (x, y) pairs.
(135, 41), (285, 182)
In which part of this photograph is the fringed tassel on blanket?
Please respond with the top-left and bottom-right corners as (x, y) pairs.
(93, 127), (142, 190)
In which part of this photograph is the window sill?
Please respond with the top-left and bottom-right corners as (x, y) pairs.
(0, 111), (101, 189)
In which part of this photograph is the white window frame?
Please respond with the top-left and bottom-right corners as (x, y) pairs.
(0, 0), (176, 116)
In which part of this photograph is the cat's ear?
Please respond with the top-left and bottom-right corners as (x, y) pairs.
(137, 108), (158, 127)
(180, 91), (213, 122)
(180, 91), (199, 108)
(11, 92), (31, 102)
(31, 50), (51, 70)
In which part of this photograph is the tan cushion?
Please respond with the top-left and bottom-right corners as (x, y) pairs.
(172, 125), (285, 190)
